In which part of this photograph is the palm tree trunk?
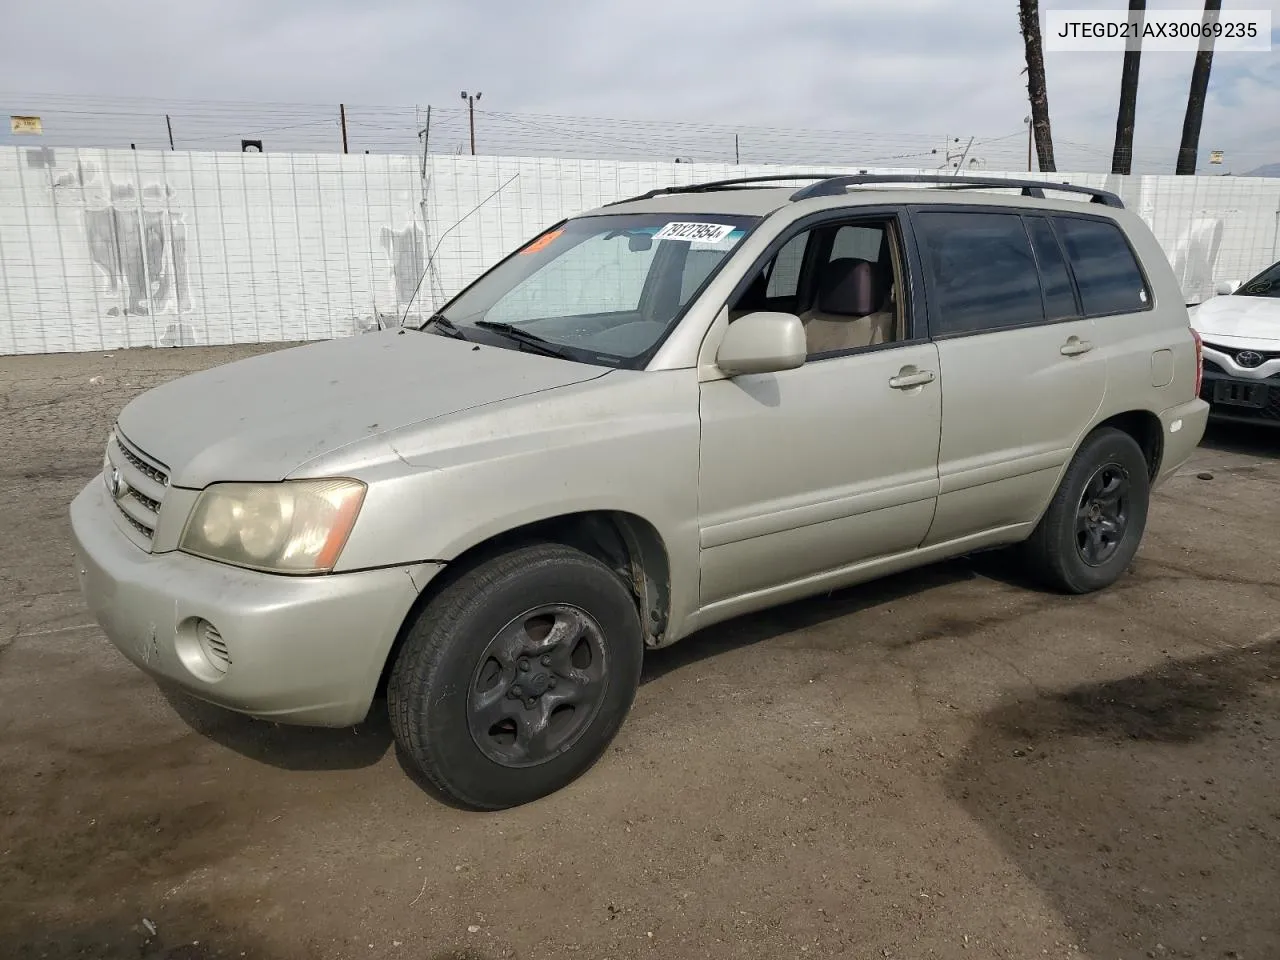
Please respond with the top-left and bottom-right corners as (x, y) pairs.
(1111, 0), (1145, 175)
(1018, 0), (1056, 172)
(1176, 0), (1222, 174)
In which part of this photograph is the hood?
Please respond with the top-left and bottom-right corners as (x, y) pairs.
(1189, 295), (1280, 343)
(116, 329), (609, 488)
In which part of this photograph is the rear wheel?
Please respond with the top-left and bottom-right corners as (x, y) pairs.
(1022, 427), (1151, 594)
(388, 543), (643, 810)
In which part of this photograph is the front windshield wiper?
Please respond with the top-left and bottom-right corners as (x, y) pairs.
(416, 313), (468, 339)
(472, 321), (571, 359)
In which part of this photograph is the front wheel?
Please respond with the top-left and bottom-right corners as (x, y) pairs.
(388, 543), (644, 810)
(1021, 427), (1151, 594)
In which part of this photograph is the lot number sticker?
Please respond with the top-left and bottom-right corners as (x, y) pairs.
(653, 222), (736, 244)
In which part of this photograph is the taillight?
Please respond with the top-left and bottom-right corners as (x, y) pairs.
(1190, 327), (1203, 395)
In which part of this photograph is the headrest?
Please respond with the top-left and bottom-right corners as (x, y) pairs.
(817, 258), (882, 317)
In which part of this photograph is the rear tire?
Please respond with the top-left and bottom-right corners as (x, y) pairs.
(1022, 427), (1151, 594)
(388, 543), (643, 810)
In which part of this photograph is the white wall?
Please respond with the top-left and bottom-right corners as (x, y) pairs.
(1, 145), (1278, 355)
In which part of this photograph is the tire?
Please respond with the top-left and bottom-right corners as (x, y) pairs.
(1021, 427), (1151, 594)
(388, 543), (644, 810)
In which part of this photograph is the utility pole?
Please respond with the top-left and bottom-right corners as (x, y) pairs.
(340, 103), (349, 154)
(1024, 116), (1033, 171)
(734, 134), (740, 165)
(418, 105), (432, 179)
(166, 114), (175, 150)
(460, 91), (482, 155)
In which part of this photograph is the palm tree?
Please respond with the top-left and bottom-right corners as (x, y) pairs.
(1176, 0), (1222, 174)
(1018, 0), (1056, 172)
(1111, 0), (1146, 175)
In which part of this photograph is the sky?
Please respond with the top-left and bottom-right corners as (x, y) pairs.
(1, 0), (1278, 174)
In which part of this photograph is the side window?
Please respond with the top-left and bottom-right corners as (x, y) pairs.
(830, 225), (883, 261)
(913, 211), (1044, 335)
(766, 233), (808, 298)
(1026, 216), (1079, 321)
(1053, 216), (1151, 316)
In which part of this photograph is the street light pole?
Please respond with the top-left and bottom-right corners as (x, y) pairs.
(460, 91), (482, 155)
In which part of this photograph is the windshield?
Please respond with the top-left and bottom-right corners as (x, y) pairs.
(428, 213), (758, 367)
(1236, 259), (1280, 299)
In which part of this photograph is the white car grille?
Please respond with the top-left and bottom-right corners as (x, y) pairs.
(105, 429), (170, 550)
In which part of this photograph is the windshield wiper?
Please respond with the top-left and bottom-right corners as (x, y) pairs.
(417, 313), (468, 339)
(473, 321), (571, 359)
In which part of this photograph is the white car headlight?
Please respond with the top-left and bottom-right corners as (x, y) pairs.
(179, 479), (366, 574)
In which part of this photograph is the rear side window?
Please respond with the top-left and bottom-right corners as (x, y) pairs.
(1026, 217), (1078, 321)
(913, 211), (1044, 335)
(1053, 216), (1150, 316)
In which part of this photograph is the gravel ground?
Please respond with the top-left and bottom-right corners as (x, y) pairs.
(1, 343), (1277, 960)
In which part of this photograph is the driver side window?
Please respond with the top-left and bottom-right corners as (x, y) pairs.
(729, 216), (907, 359)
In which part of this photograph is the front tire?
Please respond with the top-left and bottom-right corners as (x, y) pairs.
(1022, 427), (1151, 594)
(388, 543), (644, 810)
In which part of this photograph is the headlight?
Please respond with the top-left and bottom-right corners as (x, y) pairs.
(179, 479), (366, 574)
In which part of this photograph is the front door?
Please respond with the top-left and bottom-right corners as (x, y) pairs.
(696, 210), (942, 607)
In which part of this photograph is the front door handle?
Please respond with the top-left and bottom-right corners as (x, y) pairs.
(888, 368), (936, 389)
(1061, 337), (1094, 356)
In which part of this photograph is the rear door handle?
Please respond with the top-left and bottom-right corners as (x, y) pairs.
(888, 369), (936, 389)
(1061, 338), (1094, 356)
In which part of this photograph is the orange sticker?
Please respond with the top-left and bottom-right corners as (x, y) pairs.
(520, 228), (564, 255)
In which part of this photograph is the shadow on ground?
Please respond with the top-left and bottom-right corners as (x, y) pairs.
(947, 638), (1280, 959)
(1199, 420), (1280, 460)
(162, 687), (393, 771)
(2, 902), (275, 960)
(641, 546), (1064, 685)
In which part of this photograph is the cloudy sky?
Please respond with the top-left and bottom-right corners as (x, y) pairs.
(2, 0), (1278, 173)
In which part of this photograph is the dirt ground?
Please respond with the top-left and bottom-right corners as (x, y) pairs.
(1, 343), (1277, 960)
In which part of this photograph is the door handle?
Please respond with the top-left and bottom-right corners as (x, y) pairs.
(888, 369), (935, 389)
(1061, 337), (1094, 356)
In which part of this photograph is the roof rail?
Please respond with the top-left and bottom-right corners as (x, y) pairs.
(604, 174), (842, 206)
(788, 174), (1124, 208)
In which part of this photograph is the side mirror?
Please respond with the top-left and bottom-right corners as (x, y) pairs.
(1215, 280), (1237, 296)
(716, 312), (807, 377)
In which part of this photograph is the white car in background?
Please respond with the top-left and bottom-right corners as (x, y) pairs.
(1190, 258), (1280, 426)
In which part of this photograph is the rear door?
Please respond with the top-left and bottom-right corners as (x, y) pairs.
(910, 206), (1107, 546)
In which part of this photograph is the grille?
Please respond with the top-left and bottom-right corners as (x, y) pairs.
(106, 430), (169, 547)
(1203, 341), (1280, 368)
(198, 621), (231, 670)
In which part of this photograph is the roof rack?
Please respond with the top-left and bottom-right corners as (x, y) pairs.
(603, 172), (1124, 209)
(788, 174), (1124, 207)
(604, 174), (841, 206)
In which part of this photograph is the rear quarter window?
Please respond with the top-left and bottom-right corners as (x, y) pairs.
(1052, 216), (1151, 316)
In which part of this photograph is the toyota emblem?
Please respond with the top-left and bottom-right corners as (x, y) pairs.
(1236, 350), (1265, 369)
(106, 466), (129, 501)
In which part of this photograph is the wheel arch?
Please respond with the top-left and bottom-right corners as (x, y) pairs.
(1092, 408), (1164, 482)
(376, 510), (672, 695)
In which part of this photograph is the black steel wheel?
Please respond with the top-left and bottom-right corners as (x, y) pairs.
(467, 604), (610, 768)
(1022, 426), (1151, 594)
(1075, 461), (1131, 567)
(389, 543), (643, 810)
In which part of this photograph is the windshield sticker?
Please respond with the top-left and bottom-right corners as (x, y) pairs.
(690, 228), (746, 251)
(519, 227), (564, 255)
(653, 222), (737, 244)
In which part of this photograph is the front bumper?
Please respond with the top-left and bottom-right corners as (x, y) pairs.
(70, 478), (440, 727)
(1199, 368), (1280, 426)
